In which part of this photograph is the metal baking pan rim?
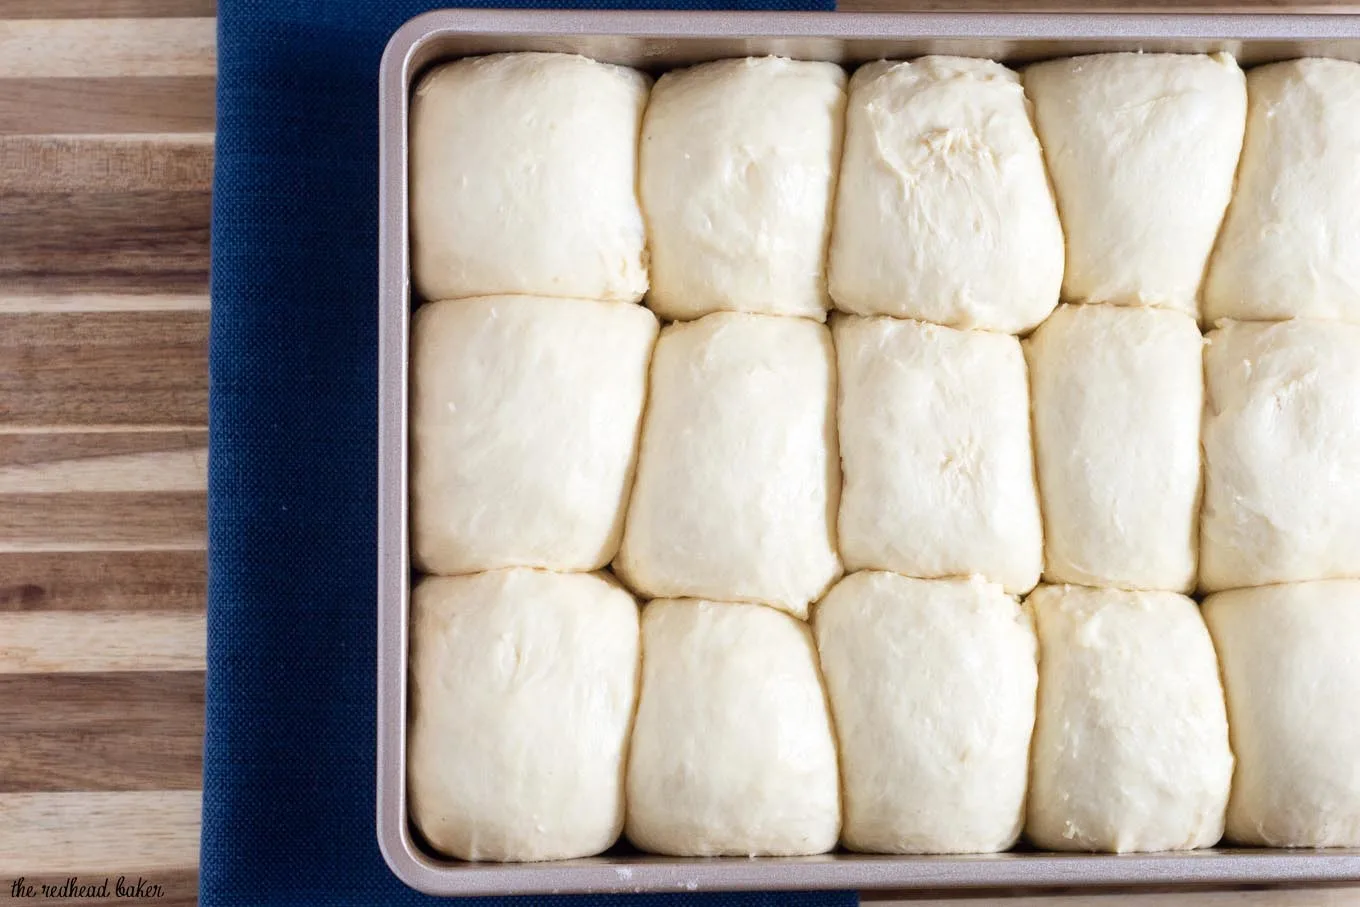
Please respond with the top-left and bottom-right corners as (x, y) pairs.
(376, 9), (1360, 897)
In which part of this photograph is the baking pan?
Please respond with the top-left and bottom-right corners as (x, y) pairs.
(377, 9), (1360, 897)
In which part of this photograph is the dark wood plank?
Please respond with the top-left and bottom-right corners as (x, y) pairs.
(0, 192), (209, 297)
(0, 673), (203, 792)
(0, 78), (214, 135)
(0, 429), (207, 468)
(0, 551), (205, 612)
(0, 312), (207, 424)
(2, 870), (196, 907)
(0, 0), (214, 15)
(0, 492), (205, 549)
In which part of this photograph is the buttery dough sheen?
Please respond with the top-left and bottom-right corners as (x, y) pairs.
(834, 316), (1042, 593)
(1200, 319), (1360, 592)
(1025, 53), (1246, 314)
(407, 570), (640, 862)
(1026, 585), (1233, 853)
(814, 572), (1037, 854)
(1025, 304), (1203, 592)
(640, 57), (846, 320)
(614, 313), (842, 617)
(410, 296), (658, 575)
(828, 57), (1063, 334)
(1204, 581), (1360, 847)
(625, 599), (841, 856)
(1205, 59), (1360, 324)
(410, 53), (650, 303)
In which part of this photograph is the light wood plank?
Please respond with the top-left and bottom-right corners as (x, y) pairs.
(0, 446), (205, 492)
(0, 134), (212, 192)
(0, 672), (203, 792)
(0, 77), (214, 135)
(0, 492), (205, 551)
(0, 293), (209, 312)
(0, 790), (200, 873)
(0, 0), (214, 16)
(0, 19), (215, 79)
(0, 612), (205, 673)
(0, 550), (204, 612)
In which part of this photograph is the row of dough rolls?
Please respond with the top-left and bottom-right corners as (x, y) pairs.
(409, 569), (1360, 861)
(413, 299), (1360, 600)
(411, 51), (1360, 329)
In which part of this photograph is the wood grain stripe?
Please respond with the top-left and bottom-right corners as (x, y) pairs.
(0, 551), (205, 612)
(0, 0), (214, 16)
(0, 492), (205, 550)
(0, 312), (207, 425)
(0, 19), (215, 78)
(0, 672), (203, 792)
(0, 447), (205, 492)
(0, 294), (209, 312)
(0, 790), (200, 873)
(0, 429), (207, 467)
(0, 192), (209, 296)
(0, 612), (205, 672)
(0, 135), (212, 192)
(0, 77), (214, 135)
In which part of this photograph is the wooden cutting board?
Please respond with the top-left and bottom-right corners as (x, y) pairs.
(0, 2), (1356, 905)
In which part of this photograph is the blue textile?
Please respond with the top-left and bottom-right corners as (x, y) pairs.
(205, 1), (850, 905)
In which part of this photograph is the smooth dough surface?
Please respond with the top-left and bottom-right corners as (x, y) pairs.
(407, 569), (640, 862)
(626, 599), (840, 856)
(834, 316), (1042, 593)
(1025, 304), (1203, 592)
(1203, 581), (1360, 847)
(640, 57), (846, 321)
(1024, 53), (1245, 314)
(1205, 59), (1360, 324)
(410, 53), (649, 303)
(814, 572), (1037, 854)
(828, 57), (1063, 334)
(614, 313), (841, 617)
(1200, 319), (1360, 592)
(1026, 585), (1233, 853)
(410, 296), (658, 575)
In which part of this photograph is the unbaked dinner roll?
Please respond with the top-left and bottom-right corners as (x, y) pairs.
(834, 316), (1042, 593)
(1203, 581), (1360, 847)
(1025, 304), (1202, 592)
(1200, 320), (1360, 592)
(640, 57), (846, 321)
(410, 53), (649, 303)
(626, 599), (840, 856)
(407, 570), (640, 862)
(1025, 53), (1246, 314)
(411, 296), (657, 575)
(828, 57), (1063, 334)
(814, 572), (1037, 854)
(1205, 59), (1360, 324)
(615, 313), (841, 617)
(1026, 585), (1232, 853)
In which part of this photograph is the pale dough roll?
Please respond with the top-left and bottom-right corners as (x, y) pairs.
(1203, 581), (1360, 847)
(615, 312), (842, 618)
(625, 599), (841, 857)
(828, 57), (1063, 334)
(1025, 304), (1203, 592)
(1205, 59), (1360, 324)
(640, 57), (846, 321)
(834, 315), (1042, 593)
(814, 572), (1037, 854)
(410, 296), (657, 575)
(1200, 319), (1360, 592)
(1026, 585), (1233, 853)
(407, 570), (640, 862)
(410, 53), (649, 303)
(1025, 53), (1246, 314)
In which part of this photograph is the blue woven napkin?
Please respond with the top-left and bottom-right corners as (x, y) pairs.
(205, 1), (850, 905)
